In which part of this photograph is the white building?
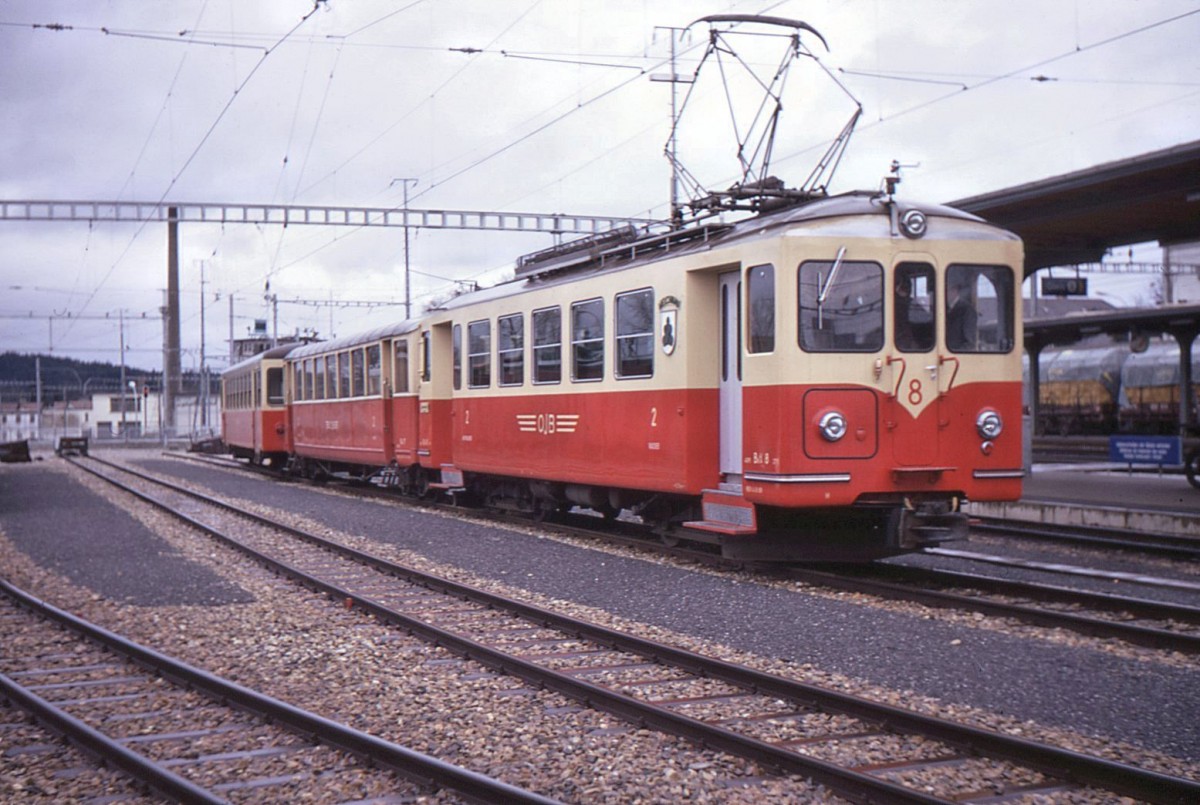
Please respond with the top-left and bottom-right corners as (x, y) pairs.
(0, 402), (41, 442)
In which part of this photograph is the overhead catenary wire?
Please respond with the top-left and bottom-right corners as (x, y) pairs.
(57, 0), (327, 345)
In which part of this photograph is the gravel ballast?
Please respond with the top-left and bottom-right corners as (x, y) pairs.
(2, 451), (1199, 800)
(122, 453), (1200, 764)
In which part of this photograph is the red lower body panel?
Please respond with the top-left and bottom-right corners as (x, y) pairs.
(444, 388), (719, 495)
(291, 398), (392, 467)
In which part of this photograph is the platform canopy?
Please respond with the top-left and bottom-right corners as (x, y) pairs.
(951, 139), (1200, 275)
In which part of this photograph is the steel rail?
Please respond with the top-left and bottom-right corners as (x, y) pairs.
(925, 547), (1200, 593)
(0, 576), (559, 805)
(865, 563), (1200, 623)
(973, 516), (1200, 560)
(0, 663), (224, 804)
(778, 564), (1200, 653)
(78, 455), (1200, 805)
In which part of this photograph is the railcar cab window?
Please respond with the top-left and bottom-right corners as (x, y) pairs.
(498, 313), (524, 386)
(532, 306), (562, 384)
(468, 320), (491, 388)
(893, 262), (935, 352)
(615, 288), (654, 378)
(571, 299), (604, 381)
(945, 265), (1015, 353)
(747, 264), (775, 353)
(798, 259), (883, 352)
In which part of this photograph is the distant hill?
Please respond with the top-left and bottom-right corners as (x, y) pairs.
(0, 352), (167, 402)
(0, 352), (153, 383)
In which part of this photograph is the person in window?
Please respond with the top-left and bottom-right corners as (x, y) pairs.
(946, 279), (978, 350)
(894, 277), (917, 351)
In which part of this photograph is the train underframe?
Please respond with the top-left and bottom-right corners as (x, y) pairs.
(282, 454), (964, 562)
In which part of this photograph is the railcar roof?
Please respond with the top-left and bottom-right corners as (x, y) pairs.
(437, 191), (1007, 312)
(223, 343), (300, 374)
(286, 319), (419, 360)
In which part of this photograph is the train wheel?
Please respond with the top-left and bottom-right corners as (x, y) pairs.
(1185, 448), (1200, 490)
(414, 467), (431, 499)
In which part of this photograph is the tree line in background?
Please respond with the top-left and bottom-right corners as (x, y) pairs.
(0, 352), (214, 403)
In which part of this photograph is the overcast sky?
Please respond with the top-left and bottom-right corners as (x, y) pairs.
(2, 0), (1198, 374)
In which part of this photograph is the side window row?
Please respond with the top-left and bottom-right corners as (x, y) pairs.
(449, 288), (655, 389)
(293, 345), (383, 402)
(223, 372), (254, 410)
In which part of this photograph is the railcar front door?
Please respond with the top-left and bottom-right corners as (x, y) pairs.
(891, 261), (939, 465)
(718, 272), (743, 480)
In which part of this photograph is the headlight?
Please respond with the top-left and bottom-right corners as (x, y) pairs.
(819, 411), (847, 442)
(976, 409), (1003, 439)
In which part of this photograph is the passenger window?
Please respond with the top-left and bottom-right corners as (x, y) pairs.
(616, 288), (654, 378)
(946, 265), (1015, 353)
(571, 299), (604, 381)
(894, 262), (936, 353)
(293, 365), (303, 402)
(314, 356), (326, 400)
(452, 324), (462, 391)
(351, 349), (366, 397)
(748, 264), (775, 353)
(498, 313), (524, 386)
(394, 340), (410, 394)
(267, 368), (284, 406)
(336, 352), (350, 398)
(366, 344), (382, 395)
(468, 320), (491, 388)
(325, 355), (337, 399)
(420, 331), (431, 382)
(798, 259), (883, 352)
(533, 307), (561, 384)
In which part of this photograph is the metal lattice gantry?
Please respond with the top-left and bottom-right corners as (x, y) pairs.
(0, 199), (659, 236)
(0, 198), (661, 437)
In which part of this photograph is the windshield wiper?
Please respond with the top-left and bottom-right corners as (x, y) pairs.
(817, 245), (846, 329)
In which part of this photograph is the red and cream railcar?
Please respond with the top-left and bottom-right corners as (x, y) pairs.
(284, 322), (423, 483)
(221, 345), (293, 466)
(420, 192), (1023, 560)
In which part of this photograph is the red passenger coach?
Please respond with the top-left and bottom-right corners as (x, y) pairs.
(221, 345), (293, 466)
(285, 322), (423, 485)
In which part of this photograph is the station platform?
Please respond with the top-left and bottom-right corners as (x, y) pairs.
(967, 464), (1199, 539)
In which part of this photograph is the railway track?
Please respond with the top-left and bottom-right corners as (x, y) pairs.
(184, 449), (1200, 649)
(69, 453), (1200, 804)
(175, 450), (1200, 654)
(0, 577), (555, 804)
